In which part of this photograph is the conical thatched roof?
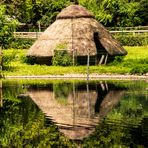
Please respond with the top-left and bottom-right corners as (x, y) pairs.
(57, 5), (94, 19)
(27, 5), (127, 58)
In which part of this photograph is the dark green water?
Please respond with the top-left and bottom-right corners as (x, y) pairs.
(0, 80), (148, 147)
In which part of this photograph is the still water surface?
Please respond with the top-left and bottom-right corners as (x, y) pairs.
(0, 80), (148, 147)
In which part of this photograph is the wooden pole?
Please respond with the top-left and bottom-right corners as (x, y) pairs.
(87, 50), (90, 81)
(104, 54), (108, 65)
(38, 21), (41, 32)
(0, 82), (2, 107)
(86, 82), (91, 118)
(73, 82), (76, 126)
(36, 31), (38, 39)
(71, 18), (75, 66)
(99, 55), (105, 65)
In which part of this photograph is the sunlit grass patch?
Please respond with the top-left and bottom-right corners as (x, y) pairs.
(2, 46), (148, 76)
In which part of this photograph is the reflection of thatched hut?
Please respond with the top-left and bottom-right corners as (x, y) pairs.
(27, 5), (127, 65)
(0, 47), (2, 77)
(27, 82), (125, 140)
(0, 82), (2, 107)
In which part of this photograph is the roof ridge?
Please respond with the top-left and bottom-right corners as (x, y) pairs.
(57, 5), (94, 19)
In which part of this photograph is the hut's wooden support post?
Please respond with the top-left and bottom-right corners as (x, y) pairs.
(104, 54), (108, 65)
(105, 81), (108, 91)
(100, 81), (105, 91)
(99, 55), (105, 65)
(99, 54), (108, 65)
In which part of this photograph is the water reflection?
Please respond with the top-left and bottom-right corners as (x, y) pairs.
(26, 82), (125, 140)
(0, 81), (2, 107)
(1, 80), (147, 147)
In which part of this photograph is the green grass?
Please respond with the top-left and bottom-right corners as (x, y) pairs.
(2, 46), (148, 76)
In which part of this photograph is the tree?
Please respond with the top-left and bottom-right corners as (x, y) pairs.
(2, 0), (148, 27)
(137, 0), (148, 26)
(79, 0), (142, 27)
(39, 0), (71, 26)
(0, 5), (18, 48)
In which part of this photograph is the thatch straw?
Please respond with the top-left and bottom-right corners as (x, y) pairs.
(57, 5), (94, 19)
(27, 5), (127, 59)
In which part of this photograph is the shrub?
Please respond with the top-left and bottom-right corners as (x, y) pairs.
(114, 35), (148, 46)
(53, 83), (73, 105)
(21, 56), (37, 65)
(52, 50), (72, 66)
(11, 38), (35, 49)
(109, 56), (125, 65)
(0, 5), (18, 49)
(130, 65), (148, 75)
(2, 50), (17, 69)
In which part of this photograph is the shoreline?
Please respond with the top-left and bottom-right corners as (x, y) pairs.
(3, 74), (148, 80)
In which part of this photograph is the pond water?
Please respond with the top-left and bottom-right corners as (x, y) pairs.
(0, 79), (148, 147)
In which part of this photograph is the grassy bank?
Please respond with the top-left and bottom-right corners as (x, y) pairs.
(2, 46), (148, 76)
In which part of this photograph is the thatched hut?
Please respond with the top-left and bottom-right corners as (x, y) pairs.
(27, 4), (127, 65)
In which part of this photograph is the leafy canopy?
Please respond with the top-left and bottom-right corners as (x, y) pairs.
(0, 5), (18, 48)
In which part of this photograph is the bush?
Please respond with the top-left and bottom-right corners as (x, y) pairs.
(21, 56), (37, 65)
(114, 35), (148, 46)
(52, 50), (72, 66)
(2, 50), (17, 69)
(0, 5), (18, 49)
(130, 65), (148, 75)
(11, 38), (35, 49)
(109, 56), (125, 65)
(53, 83), (73, 104)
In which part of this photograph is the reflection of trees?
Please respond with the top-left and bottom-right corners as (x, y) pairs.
(0, 82), (75, 147)
(27, 81), (125, 140)
(82, 81), (148, 147)
(0, 81), (2, 107)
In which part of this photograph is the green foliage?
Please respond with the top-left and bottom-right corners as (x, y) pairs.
(53, 83), (73, 105)
(2, 0), (148, 27)
(115, 35), (148, 46)
(2, 49), (17, 69)
(2, 46), (148, 75)
(130, 65), (148, 75)
(3, 0), (71, 27)
(82, 81), (148, 147)
(21, 56), (37, 65)
(79, 0), (142, 27)
(1, 82), (76, 147)
(52, 50), (73, 66)
(110, 56), (124, 65)
(11, 38), (35, 49)
(0, 5), (18, 49)
(39, 0), (71, 26)
(110, 53), (148, 75)
(1, 80), (147, 147)
(137, 0), (148, 26)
